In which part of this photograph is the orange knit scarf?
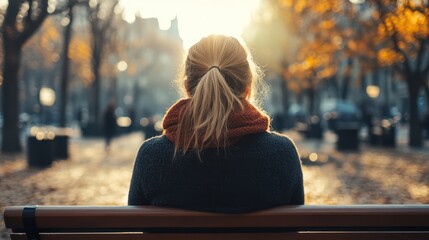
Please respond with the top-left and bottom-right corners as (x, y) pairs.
(162, 99), (270, 148)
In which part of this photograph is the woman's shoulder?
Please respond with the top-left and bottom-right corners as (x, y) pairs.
(242, 131), (297, 149)
(234, 131), (301, 166)
(137, 135), (173, 156)
(234, 131), (299, 159)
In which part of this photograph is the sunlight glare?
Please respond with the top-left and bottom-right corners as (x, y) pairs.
(119, 0), (260, 49)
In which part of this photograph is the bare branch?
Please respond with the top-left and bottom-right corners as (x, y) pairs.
(391, 31), (413, 74)
(416, 39), (427, 72)
(100, 1), (118, 33)
(18, 0), (49, 46)
(2, 0), (21, 40)
(24, 0), (32, 26)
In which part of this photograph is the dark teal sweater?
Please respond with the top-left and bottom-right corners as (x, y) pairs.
(128, 132), (304, 213)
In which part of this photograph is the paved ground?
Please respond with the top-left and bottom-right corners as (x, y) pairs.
(289, 130), (429, 204)
(1, 128), (429, 239)
(0, 132), (143, 240)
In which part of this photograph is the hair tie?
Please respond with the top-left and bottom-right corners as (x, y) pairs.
(209, 66), (220, 71)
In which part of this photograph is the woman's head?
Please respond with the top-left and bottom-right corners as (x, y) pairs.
(184, 35), (255, 99)
(174, 35), (263, 155)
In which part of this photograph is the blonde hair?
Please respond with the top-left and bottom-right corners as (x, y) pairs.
(175, 35), (263, 155)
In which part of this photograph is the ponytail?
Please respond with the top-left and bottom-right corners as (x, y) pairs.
(175, 67), (243, 154)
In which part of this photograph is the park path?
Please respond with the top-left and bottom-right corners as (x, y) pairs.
(1, 130), (429, 239)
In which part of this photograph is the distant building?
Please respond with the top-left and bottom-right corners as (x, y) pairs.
(111, 16), (184, 124)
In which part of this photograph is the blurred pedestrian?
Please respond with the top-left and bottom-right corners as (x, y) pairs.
(128, 35), (304, 213)
(103, 102), (117, 150)
(76, 107), (87, 128)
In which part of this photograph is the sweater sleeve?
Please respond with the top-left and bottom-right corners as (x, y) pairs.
(284, 137), (305, 205)
(128, 145), (150, 205)
(290, 161), (305, 204)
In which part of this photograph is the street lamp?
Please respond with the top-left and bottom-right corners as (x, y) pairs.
(366, 85), (381, 145)
(39, 87), (56, 107)
(366, 85), (380, 99)
(39, 87), (56, 124)
(117, 60), (128, 72)
(115, 60), (128, 108)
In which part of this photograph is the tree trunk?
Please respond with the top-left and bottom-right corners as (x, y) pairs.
(1, 37), (22, 152)
(88, 38), (102, 135)
(85, 0), (118, 136)
(1, 0), (49, 152)
(383, 69), (391, 116)
(424, 81), (429, 111)
(407, 76), (423, 147)
(308, 87), (315, 115)
(93, 56), (101, 128)
(59, 6), (74, 127)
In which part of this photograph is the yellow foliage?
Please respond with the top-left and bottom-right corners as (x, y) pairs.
(376, 1), (429, 68)
(347, 40), (357, 51)
(69, 36), (92, 85)
(41, 21), (60, 51)
(320, 20), (335, 29)
(69, 38), (91, 61)
(382, 4), (429, 43)
(274, 0), (429, 87)
(317, 66), (336, 79)
(294, 1), (307, 12)
(312, 0), (334, 13)
(378, 48), (403, 66)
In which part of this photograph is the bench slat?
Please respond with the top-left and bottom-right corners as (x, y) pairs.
(10, 232), (429, 240)
(5, 205), (429, 231)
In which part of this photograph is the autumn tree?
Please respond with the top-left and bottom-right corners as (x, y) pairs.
(1, 0), (50, 152)
(57, 0), (88, 127)
(287, 41), (337, 114)
(77, 0), (118, 135)
(279, 0), (383, 100)
(84, 0), (119, 135)
(371, 0), (429, 147)
(272, 0), (428, 147)
(266, 0), (347, 115)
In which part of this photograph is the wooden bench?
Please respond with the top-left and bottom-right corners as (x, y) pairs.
(4, 205), (429, 240)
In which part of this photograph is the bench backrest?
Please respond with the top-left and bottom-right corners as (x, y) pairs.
(4, 205), (429, 240)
